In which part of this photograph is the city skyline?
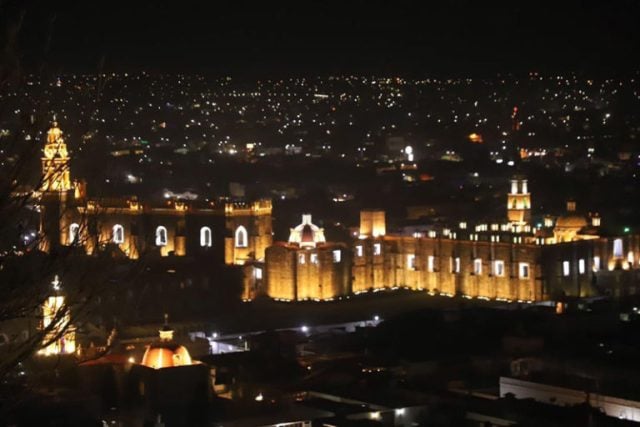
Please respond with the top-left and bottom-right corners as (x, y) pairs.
(3, 3), (640, 426)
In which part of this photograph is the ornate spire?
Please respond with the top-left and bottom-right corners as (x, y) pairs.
(41, 121), (71, 192)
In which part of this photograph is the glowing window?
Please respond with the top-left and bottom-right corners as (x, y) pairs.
(298, 253), (306, 264)
(578, 259), (585, 274)
(593, 256), (601, 272)
(356, 245), (363, 257)
(255, 268), (262, 279)
(473, 258), (482, 275)
(200, 226), (212, 247)
(453, 257), (461, 274)
(519, 262), (530, 279)
(113, 224), (124, 244)
(562, 261), (570, 277)
(235, 226), (248, 248)
(427, 255), (435, 272)
(155, 226), (168, 246)
(69, 223), (80, 244)
(493, 260), (505, 277)
(333, 250), (341, 263)
(373, 243), (381, 256)
(613, 238), (623, 258)
(407, 254), (416, 270)
(310, 253), (318, 264)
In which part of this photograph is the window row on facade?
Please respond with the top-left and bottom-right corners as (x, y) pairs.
(68, 223), (250, 249)
(297, 250), (342, 265)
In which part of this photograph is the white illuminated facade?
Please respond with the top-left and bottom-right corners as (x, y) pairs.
(288, 214), (326, 248)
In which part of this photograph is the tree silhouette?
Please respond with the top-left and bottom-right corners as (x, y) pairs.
(0, 2), (135, 391)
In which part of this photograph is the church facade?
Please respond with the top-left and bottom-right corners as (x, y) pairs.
(37, 123), (272, 265)
(34, 123), (640, 304)
(261, 215), (351, 301)
(246, 178), (640, 302)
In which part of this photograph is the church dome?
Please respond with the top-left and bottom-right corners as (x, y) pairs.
(141, 343), (193, 369)
(288, 214), (326, 248)
(301, 225), (314, 243)
(554, 215), (588, 229)
(555, 200), (587, 230)
(139, 314), (194, 369)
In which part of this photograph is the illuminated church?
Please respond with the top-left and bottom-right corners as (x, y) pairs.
(38, 122), (272, 265)
(246, 176), (640, 302)
(35, 123), (640, 304)
(259, 214), (350, 301)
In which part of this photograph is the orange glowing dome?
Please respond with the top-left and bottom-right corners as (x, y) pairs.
(554, 215), (588, 230)
(141, 343), (193, 369)
(139, 313), (194, 369)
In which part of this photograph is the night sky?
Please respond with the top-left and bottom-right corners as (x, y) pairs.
(3, 0), (639, 75)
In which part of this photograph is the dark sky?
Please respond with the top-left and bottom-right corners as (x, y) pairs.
(3, 0), (640, 75)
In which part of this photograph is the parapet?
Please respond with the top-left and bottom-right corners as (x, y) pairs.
(225, 198), (272, 216)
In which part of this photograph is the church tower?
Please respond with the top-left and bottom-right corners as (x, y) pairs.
(41, 122), (71, 192)
(39, 122), (74, 251)
(507, 176), (531, 225)
(224, 199), (273, 265)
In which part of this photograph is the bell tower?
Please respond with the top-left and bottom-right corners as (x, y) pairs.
(224, 199), (273, 265)
(507, 176), (531, 225)
(39, 121), (74, 251)
(41, 122), (71, 192)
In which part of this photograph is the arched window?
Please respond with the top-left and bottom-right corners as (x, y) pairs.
(200, 226), (212, 247)
(113, 224), (125, 244)
(613, 238), (623, 258)
(69, 223), (80, 244)
(156, 226), (168, 246)
(235, 226), (248, 248)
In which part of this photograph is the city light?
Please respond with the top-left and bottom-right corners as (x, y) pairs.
(1, 9), (638, 425)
